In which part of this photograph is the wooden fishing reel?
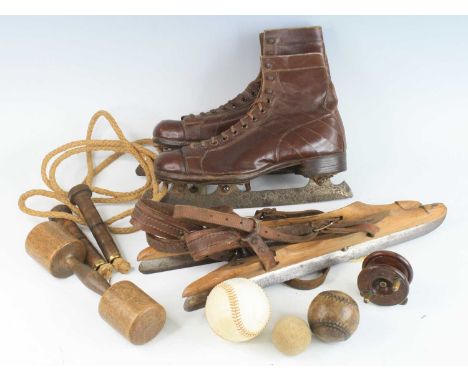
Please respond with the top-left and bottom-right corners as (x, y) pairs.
(25, 221), (166, 344)
(357, 250), (413, 306)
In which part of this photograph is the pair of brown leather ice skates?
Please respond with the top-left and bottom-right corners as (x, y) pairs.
(153, 26), (352, 208)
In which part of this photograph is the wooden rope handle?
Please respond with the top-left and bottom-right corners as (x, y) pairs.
(18, 110), (168, 234)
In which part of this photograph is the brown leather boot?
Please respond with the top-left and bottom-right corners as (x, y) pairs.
(153, 35), (264, 149)
(156, 26), (347, 186)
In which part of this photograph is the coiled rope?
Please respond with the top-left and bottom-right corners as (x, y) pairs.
(18, 110), (168, 234)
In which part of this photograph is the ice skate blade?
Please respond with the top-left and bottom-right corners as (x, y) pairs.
(161, 178), (352, 208)
(139, 255), (218, 274)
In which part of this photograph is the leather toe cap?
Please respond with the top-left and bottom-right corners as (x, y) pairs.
(155, 149), (186, 174)
(153, 120), (185, 142)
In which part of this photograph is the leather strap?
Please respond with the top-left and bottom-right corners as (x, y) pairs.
(285, 268), (330, 290)
(185, 228), (244, 261)
(131, 200), (385, 272)
(146, 233), (189, 254)
(174, 205), (343, 243)
(254, 207), (323, 220)
(241, 232), (278, 270)
(131, 200), (199, 239)
(175, 205), (384, 269)
(131, 200), (236, 255)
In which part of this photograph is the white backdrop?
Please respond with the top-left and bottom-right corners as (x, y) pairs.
(1, 16), (467, 366)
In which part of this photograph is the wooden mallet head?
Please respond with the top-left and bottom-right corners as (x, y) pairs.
(26, 220), (86, 278)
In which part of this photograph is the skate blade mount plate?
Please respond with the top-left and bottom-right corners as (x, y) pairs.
(161, 178), (352, 208)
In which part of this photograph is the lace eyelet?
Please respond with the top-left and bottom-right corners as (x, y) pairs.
(242, 124), (248, 129)
(232, 130), (238, 135)
(222, 136), (228, 141)
(266, 99), (271, 104)
(252, 117), (257, 122)
(211, 140), (219, 146)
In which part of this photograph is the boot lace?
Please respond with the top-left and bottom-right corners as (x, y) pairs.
(183, 80), (261, 119)
(194, 90), (274, 149)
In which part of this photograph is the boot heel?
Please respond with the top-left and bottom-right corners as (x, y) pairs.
(296, 153), (347, 178)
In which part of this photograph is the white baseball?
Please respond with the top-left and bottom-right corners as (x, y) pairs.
(205, 278), (271, 342)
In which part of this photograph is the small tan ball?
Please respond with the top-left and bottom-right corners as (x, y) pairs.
(307, 290), (360, 343)
(272, 316), (312, 355)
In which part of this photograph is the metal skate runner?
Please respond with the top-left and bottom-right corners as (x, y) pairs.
(159, 176), (352, 208)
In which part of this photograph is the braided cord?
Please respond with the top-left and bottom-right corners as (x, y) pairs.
(18, 110), (168, 234)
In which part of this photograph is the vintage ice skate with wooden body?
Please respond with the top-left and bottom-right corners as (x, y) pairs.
(152, 27), (352, 208)
(131, 199), (447, 311)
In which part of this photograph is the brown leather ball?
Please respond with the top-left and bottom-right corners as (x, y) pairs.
(307, 290), (360, 342)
